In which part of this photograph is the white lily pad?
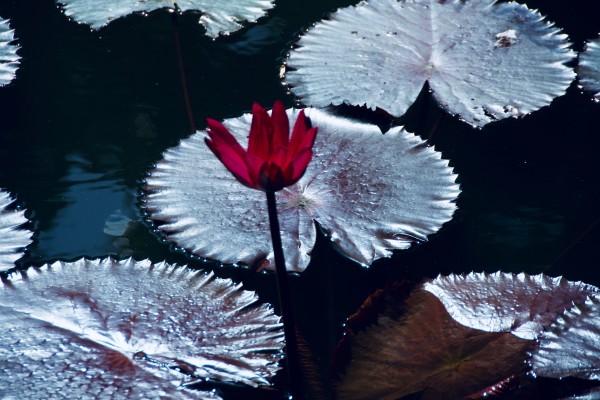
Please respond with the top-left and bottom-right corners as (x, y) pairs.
(0, 258), (284, 398)
(531, 295), (600, 380)
(0, 18), (19, 86)
(144, 108), (459, 272)
(579, 35), (600, 100)
(559, 389), (600, 400)
(423, 272), (599, 340)
(0, 189), (32, 272)
(284, 0), (575, 127)
(55, 0), (274, 38)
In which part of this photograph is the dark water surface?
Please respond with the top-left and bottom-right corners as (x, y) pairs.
(1, 0), (599, 399)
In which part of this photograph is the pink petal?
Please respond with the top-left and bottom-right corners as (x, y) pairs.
(288, 110), (313, 157)
(259, 162), (286, 191)
(268, 146), (288, 170)
(270, 100), (290, 151)
(206, 118), (246, 157)
(205, 136), (255, 189)
(297, 126), (318, 153)
(289, 148), (313, 182)
(243, 152), (266, 189)
(247, 102), (272, 160)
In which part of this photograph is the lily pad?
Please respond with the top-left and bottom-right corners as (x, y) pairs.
(423, 272), (599, 340)
(55, 0), (274, 38)
(0, 18), (19, 86)
(284, 0), (575, 127)
(144, 108), (459, 272)
(333, 285), (533, 400)
(531, 295), (600, 380)
(559, 389), (600, 400)
(579, 35), (600, 100)
(0, 258), (284, 398)
(0, 189), (32, 272)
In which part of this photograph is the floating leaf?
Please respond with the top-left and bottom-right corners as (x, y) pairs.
(0, 189), (32, 272)
(0, 258), (284, 398)
(531, 295), (600, 380)
(0, 18), (19, 87)
(559, 388), (600, 400)
(284, 0), (575, 127)
(423, 272), (599, 340)
(55, 0), (274, 38)
(579, 35), (600, 100)
(144, 108), (459, 272)
(333, 285), (533, 400)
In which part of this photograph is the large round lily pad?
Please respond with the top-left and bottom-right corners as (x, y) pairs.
(531, 295), (600, 381)
(284, 0), (575, 127)
(0, 18), (19, 87)
(0, 189), (32, 272)
(144, 108), (459, 272)
(423, 272), (599, 340)
(0, 258), (284, 398)
(579, 35), (600, 100)
(55, 0), (274, 38)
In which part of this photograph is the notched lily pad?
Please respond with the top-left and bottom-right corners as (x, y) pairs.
(0, 258), (284, 398)
(0, 18), (19, 87)
(531, 295), (600, 381)
(579, 35), (600, 100)
(423, 272), (599, 340)
(284, 0), (575, 127)
(55, 0), (274, 38)
(144, 108), (459, 272)
(0, 189), (32, 272)
(333, 284), (533, 400)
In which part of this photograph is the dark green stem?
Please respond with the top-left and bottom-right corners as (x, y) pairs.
(266, 190), (303, 399)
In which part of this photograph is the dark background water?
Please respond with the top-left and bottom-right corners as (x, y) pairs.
(0, 0), (599, 398)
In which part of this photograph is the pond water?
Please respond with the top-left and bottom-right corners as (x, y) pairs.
(1, 0), (599, 399)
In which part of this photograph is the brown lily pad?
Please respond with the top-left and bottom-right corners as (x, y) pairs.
(333, 286), (534, 400)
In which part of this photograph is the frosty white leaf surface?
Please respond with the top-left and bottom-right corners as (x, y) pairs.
(531, 295), (600, 380)
(144, 108), (459, 272)
(559, 389), (600, 400)
(284, 0), (575, 127)
(579, 35), (600, 100)
(423, 272), (599, 340)
(55, 0), (274, 38)
(0, 18), (19, 87)
(0, 258), (284, 398)
(0, 190), (32, 272)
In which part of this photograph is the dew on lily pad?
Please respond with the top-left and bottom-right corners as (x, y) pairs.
(558, 389), (600, 400)
(579, 35), (600, 100)
(284, 0), (575, 127)
(0, 189), (32, 272)
(0, 258), (284, 398)
(0, 18), (19, 87)
(531, 295), (600, 381)
(332, 283), (533, 400)
(423, 272), (599, 340)
(144, 108), (459, 272)
(55, 0), (274, 38)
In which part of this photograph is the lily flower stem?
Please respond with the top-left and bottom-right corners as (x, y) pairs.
(170, 8), (196, 134)
(265, 190), (303, 399)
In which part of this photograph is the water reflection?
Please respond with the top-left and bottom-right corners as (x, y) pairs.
(30, 150), (139, 261)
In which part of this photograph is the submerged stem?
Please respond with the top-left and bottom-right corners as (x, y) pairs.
(171, 8), (196, 134)
(266, 190), (303, 399)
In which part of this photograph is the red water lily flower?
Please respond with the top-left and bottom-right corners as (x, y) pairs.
(205, 101), (318, 192)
